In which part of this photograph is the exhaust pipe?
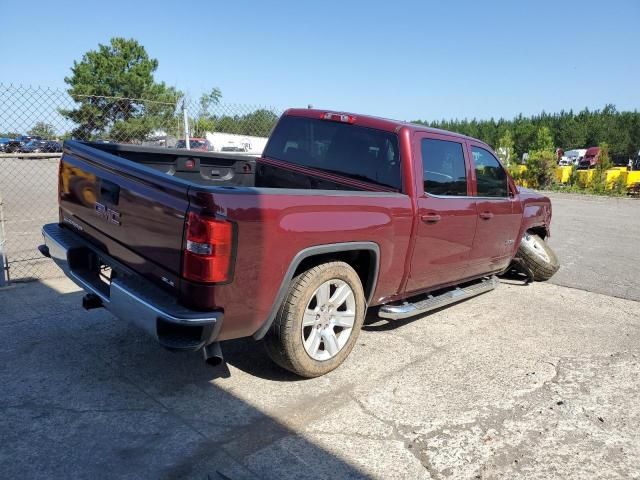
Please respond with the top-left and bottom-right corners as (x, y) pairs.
(203, 341), (224, 366)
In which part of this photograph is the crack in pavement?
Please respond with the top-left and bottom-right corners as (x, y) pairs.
(348, 392), (438, 479)
(394, 353), (639, 479)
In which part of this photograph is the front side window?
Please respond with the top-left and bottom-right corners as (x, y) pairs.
(472, 146), (508, 197)
(421, 138), (467, 196)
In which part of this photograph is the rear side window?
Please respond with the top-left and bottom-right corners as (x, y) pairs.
(421, 138), (467, 196)
(472, 146), (508, 197)
(264, 116), (401, 190)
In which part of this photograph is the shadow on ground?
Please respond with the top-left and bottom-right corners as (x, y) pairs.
(0, 280), (368, 479)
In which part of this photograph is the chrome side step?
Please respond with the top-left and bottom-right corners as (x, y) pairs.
(378, 276), (498, 320)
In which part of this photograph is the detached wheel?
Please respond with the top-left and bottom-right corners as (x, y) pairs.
(518, 232), (560, 281)
(264, 261), (366, 378)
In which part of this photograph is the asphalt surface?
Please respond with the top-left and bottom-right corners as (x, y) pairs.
(0, 162), (639, 478)
(0, 157), (59, 280)
(545, 192), (640, 302)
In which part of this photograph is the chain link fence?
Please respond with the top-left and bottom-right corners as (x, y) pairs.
(0, 83), (282, 283)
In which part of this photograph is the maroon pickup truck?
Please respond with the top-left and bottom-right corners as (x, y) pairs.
(40, 109), (559, 377)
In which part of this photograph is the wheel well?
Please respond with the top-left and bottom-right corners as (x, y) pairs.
(528, 226), (549, 240)
(293, 250), (377, 303)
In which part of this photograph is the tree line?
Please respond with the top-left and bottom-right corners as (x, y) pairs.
(413, 105), (640, 162)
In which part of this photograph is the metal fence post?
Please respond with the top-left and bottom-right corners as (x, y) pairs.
(0, 194), (8, 287)
(182, 100), (191, 150)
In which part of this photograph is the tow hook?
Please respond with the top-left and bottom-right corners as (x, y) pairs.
(82, 293), (103, 310)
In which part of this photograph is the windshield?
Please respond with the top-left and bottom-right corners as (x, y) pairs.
(264, 116), (401, 190)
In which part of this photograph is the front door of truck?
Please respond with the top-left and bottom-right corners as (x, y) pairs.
(405, 133), (477, 294)
(465, 143), (523, 277)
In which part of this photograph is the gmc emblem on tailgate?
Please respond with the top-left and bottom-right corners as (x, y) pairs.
(95, 202), (121, 226)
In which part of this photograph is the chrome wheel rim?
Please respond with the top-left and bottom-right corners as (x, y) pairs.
(523, 233), (550, 263)
(301, 279), (356, 361)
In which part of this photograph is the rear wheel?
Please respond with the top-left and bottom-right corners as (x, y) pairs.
(518, 232), (560, 281)
(264, 261), (365, 378)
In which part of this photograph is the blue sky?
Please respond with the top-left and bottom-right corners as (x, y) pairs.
(1, 0), (638, 121)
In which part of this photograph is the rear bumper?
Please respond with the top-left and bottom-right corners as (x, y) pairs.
(40, 223), (222, 351)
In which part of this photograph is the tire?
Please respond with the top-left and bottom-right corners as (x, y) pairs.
(518, 233), (560, 281)
(264, 261), (366, 378)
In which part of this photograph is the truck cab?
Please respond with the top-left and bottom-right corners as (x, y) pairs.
(578, 146), (601, 169)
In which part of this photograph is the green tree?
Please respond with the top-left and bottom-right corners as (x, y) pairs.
(198, 88), (222, 117)
(239, 109), (279, 137)
(414, 105), (640, 167)
(191, 117), (216, 137)
(60, 37), (181, 141)
(523, 126), (556, 189)
(590, 142), (613, 194)
(531, 126), (554, 151)
(28, 121), (56, 139)
(496, 129), (515, 166)
(0, 131), (21, 138)
(211, 109), (279, 137)
(191, 87), (223, 137)
(525, 149), (557, 189)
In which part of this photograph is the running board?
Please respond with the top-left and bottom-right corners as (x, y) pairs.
(378, 276), (498, 320)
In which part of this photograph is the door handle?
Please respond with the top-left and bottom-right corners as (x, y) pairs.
(479, 211), (494, 220)
(421, 213), (441, 224)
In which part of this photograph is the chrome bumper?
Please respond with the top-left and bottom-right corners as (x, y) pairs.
(41, 223), (222, 350)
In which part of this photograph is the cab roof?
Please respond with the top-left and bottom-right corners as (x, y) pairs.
(284, 108), (486, 145)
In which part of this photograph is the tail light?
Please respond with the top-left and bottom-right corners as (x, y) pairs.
(321, 112), (356, 124)
(182, 212), (234, 283)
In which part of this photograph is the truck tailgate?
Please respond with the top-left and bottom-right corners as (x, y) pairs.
(59, 143), (189, 282)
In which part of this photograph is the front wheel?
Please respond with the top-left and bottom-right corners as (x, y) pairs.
(264, 261), (366, 378)
(518, 233), (560, 281)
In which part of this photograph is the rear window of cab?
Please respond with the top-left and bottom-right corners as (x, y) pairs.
(264, 116), (402, 190)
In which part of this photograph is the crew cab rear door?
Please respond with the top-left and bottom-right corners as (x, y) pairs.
(405, 132), (477, 294)
(465, 142), (523, 277)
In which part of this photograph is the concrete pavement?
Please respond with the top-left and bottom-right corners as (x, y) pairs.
(0, 191), (639, 479)
(1, 276), (639, 479)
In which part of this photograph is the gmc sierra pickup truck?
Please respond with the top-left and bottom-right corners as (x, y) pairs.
(40, 109), (559, 377)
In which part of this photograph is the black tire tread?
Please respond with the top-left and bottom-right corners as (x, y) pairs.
(264, 261), (365, 378)
(518, 234), (560, 281)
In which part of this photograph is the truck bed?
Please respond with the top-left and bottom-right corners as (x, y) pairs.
(57, 141), (413, 340)
(74, 141), (371, 191)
